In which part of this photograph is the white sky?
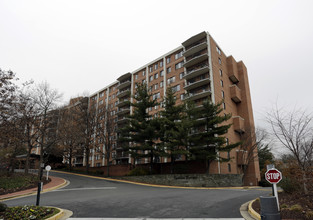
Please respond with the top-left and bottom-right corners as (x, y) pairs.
(1, 0), (313, 132)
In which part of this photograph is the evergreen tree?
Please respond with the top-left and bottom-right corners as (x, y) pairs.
(119, 83), (162, 172)
(159, 88), (188, 173)
(188, 99), (240, 173)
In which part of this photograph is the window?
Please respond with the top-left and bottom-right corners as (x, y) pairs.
(223, 102), (226, 110)
(112, 94), (115, 99)
(172, 84), (180, 92)
(226, 138), (229, 145)
(227, 151), (230, 159)
(167, 76), (175, 84)
(218, 58), (221, 65)
(179, 72), (184, 79)
(216, 46), (221, 55)
(175, 51), (183, 59)
(219, 69), (223, 77)
(154, 105), (158, 110)
(228, 163), (231, 172)
(167, 67), (171, 73)
(153, 92), (160, 100)
(99, 92), (104, 98)
(155, 63), (158, 70)
(154, 84), (158, 90)
(142, 79), (146, 84)
(149, 75), (153, 82)
(135, 74), (138, 80)
(142, 70), (146, 76)
(175, 62), (184, 69)
(96, 163), (101, 167)
(149, 66), (153, 73)
(221, 90), (224, 98)
(160, 70), (164, 77)
(149, 86), (152, 92)
(154, 73), (158, 79)
(166, 57), (171, 63)
(220, 80), (223, 87)
(99, 100), (103, 105)
(160, 60), (163, 67)
(160, 81), (164, 88)
(92, 96), (97, 101)
(180, 94), (184, 100)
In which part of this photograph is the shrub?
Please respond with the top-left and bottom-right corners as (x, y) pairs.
(0, 202), (8, 212)
(289, 204), (302, 212)
(127, 167), (149, 176)
(306, 211), (313, 219)
(279, 177), (300, 194)
(95, 170), (104, 175)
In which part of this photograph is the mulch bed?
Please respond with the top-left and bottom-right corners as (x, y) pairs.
(252, 192), (313, 219)
(0, 174), (51, 195)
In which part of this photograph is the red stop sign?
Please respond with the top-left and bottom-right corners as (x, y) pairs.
(265, 168), (282, 184)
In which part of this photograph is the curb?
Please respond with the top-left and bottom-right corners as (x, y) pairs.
(46, 207), (64, 220)
(0, 178), (67, 201)
(53, 170), (261, 190)
(248, 199), (261, 220)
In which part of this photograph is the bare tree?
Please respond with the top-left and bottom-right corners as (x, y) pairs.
(58, 100), (85, 171)
(32, 82), (62, 179)
(267, 105), (313, 194)
(238, 127), (271, 184)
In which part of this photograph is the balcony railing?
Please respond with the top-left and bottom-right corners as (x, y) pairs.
(117, 89), (130, 98)
(117, 107), (130, 115)
(117, 80), (131, 90)
(184, 53), (209, 69)
(183, 89), (211, 101)
(183, 42), (207, 57)
(117, 99), (130, 107)
(184, 65), (209, 80)
(184, 78), (210, 91)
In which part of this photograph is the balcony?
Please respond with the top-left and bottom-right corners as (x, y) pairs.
(229, 74), (239, 84)
(117, 89), (130, 98)
(184, 65), (209, 80)
(230, 85), (241, 103)
(117, 107), (130, 116)
(115, 152), (129, 159)
(184, 53), (209, 69)
(184, 78), (210, 91)
(117, 80), (131, 90)
(117, 72), (131, 82)
(184, 89), (211, 101)
(117, 99), (130, 107)
(236, 150), (248, 165)
(233, 116), (245, 134)
(183, 42), (207, 57)
(182, 31), (207, 48)
(117, 116), (129, 124)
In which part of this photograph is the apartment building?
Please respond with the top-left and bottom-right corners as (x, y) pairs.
(87, 31), (260, 185)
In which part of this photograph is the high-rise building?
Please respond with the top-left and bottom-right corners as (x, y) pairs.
(87, 31), (260, 185)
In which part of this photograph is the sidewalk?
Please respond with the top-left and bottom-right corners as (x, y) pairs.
(0, 176), (67, 201)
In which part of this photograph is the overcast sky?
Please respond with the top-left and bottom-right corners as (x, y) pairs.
(1, 0), (313, 131)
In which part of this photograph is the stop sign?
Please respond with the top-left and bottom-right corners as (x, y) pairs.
(265, 168), (282, 184)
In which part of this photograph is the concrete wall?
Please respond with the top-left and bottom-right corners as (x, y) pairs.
(117, 173), (243, 187)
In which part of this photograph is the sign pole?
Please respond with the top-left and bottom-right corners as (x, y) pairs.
(273, 183), (280, 211)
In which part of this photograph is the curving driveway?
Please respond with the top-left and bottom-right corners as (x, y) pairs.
(3, 171), (269, 218)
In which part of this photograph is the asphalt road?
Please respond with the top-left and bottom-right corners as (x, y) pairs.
(3, 171), (269, 218)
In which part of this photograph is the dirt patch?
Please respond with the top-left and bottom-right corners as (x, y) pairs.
(252, 192), (313, 219)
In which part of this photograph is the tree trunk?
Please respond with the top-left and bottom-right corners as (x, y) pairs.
(106, 154), (110, 177)
(69, 147), (72, 171)
(25, 144), (32, 174)
(302, 171), (308, 195)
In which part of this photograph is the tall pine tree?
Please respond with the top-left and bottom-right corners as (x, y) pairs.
(159, 88), (188, 173)
(118, 83), (162, 172)
(188, 99), (240, 173)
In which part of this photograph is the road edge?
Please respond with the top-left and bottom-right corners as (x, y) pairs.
(52, 170), (261, 190)
(248, 199), (261, 220)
